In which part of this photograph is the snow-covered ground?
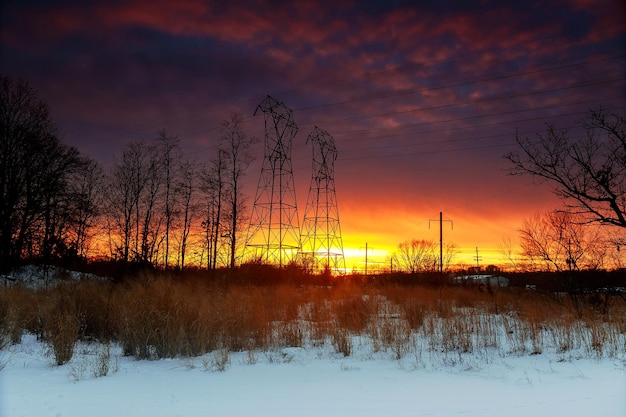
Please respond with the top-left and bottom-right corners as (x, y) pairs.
(1, 265), (105, 288)
(2, 334), (624, 417)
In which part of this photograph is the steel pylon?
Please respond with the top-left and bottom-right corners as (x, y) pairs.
(245, 96), (301, 266)
(299, 126), (345, 273)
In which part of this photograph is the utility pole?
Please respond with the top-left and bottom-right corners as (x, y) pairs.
(474, 246), (482, 270)
(429, 212), (453, 273)
(365, 242), (368, 275)
(359, 242), (371, 275)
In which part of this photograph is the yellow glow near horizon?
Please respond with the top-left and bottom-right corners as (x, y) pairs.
(340, 246), (513, 273)
(85, 195), (559, 272)
(342, 246), (392, 273)
(87, 227), (518, 272)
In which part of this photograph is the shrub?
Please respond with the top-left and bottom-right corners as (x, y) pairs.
(45, 309), (80, 365)
(205, 348), (229, 372)
(330, 328), (352, 356)
(2, 267), (625, 365)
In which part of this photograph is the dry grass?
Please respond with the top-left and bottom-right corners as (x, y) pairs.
(1, 271), (625, 365)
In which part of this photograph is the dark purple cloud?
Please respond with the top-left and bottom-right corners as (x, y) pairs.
(1, 0), (624, 264)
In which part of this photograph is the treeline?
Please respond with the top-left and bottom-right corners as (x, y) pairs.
(3, 76), (625, 274)
(1, 76), (255, 272)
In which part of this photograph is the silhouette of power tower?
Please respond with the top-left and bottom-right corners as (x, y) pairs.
(299, 126), (346, 273)
(245, 96), (301, 266)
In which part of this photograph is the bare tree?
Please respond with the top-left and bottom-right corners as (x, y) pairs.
(175, 157), (197, 270)
(137, 143), (165, 264)
(67, 158), (104, 259)
(106, 134), (199, 268)
(200, 150), (227, 269)
(605, 226), (626, 269)
(505, 109), (625, 231)
(37, 143), (84, 262)
(518, 211), (607, 271)
(442, 242), (458, 272)
(497, 236), (522, 272)
(106, 141), (148, 262)
(0, 76), (83, 268)
(156, 130), (180, 269)
(219, 114), (257, 268)
(392, 239), (438, 273)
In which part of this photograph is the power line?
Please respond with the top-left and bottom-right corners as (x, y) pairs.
(293, 54), (625, 112)
(335, 103), (626, 152)
(333, 103), (626, 162)
(84, 50), (625, 154)
(443, 182), (537, 213)
(297, 77), (625, 127)
(266, 16), (623, 102)
(73, 49), (624, 170)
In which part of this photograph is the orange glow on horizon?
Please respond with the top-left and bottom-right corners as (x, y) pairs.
(84, 207), (533, 273)
(336, 201), (538, 272)
(84, 183), (622, 273)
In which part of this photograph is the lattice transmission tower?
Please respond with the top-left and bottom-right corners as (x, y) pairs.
(299, 126), (345, 273)
(245, 96), (301, 266)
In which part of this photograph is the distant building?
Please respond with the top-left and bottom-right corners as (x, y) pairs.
(454, 274), (509, 287)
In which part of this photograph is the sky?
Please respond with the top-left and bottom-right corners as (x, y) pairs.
(1, 0), (625, 270)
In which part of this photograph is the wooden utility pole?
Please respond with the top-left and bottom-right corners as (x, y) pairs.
(474, 247), (482, 270)
(365, 242), (368, 275)
(429, 212), (453, 273)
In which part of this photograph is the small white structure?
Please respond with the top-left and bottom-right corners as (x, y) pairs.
(454, 274), (509, 287)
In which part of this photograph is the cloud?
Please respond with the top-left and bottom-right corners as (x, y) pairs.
(1, 0), (622, 261)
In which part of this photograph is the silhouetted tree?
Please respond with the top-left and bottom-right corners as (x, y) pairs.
(506, 109), (625, 231)
(67, 157), (104, 259)
(38, 154), (100, 262)
(219, 114), (257, 268)
(0, 76), (83, 268)
(106, 133), (204, 269)
(442, 242), (458, 273)
(497, 236), (522, 272)
(518, 211), (607, 271)
(106, 141), (148, 262)
(175, 157), (198, 270)
(200, 150), (227, 269)
(392, 239), (438, 273)
(157, 130), (180, 269)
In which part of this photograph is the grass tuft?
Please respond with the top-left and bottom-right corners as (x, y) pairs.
(1, 270), (624, 366)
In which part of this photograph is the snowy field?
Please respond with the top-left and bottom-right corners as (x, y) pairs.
(2, 334), (625, 417)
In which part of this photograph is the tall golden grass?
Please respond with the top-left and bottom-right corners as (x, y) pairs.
(1, 270), (625, 365)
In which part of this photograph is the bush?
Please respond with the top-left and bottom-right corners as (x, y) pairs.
(45, 309), (80, 365)
(2, 267), (625, 365)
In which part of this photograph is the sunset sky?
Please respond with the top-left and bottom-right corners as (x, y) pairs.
(1, 0), (624, 270)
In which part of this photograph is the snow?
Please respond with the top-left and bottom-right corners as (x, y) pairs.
(1, 265), (105, 289)
(2, 334), (625, 417)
